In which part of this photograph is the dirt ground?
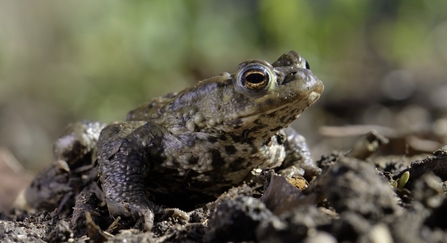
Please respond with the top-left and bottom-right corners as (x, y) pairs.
(2, 141), (447, 242)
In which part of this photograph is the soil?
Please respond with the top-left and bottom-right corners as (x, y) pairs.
(2, 141), (447, 242)
(2, 84), (447, 242)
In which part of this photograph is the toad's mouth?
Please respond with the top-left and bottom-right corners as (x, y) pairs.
(267, 90), (321, 116)
(250, 77), (324, 118)
(232, 87), (323, 125)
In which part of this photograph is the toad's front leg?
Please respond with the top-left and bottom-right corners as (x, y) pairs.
(277, 127), (321, 180)
(97, 121), (165, 229)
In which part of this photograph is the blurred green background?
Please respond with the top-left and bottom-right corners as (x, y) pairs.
(1, 0), (446, 172)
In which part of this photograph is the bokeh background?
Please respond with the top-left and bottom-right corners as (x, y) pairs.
(1, 0), (447, 208)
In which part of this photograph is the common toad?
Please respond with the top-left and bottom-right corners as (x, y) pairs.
(26, 51), (323, 229)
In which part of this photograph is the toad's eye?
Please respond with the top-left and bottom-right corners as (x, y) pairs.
(305, 61), (310, 70)
(240, 66), (270, 90)
(299, 57), (310, 70)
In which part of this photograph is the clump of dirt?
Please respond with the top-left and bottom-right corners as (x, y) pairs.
(2, 137), (447, 242)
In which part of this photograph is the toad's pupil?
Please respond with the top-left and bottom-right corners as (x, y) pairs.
(246, 72), (266, 84)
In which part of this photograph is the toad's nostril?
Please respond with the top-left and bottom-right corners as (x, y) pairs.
(280, 72), (298, 85)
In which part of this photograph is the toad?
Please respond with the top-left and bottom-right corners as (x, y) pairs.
(25, 51), (323, 229)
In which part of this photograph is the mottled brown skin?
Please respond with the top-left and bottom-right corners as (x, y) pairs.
(24, 51), (323, 228)
(96, 51), (324, 225)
